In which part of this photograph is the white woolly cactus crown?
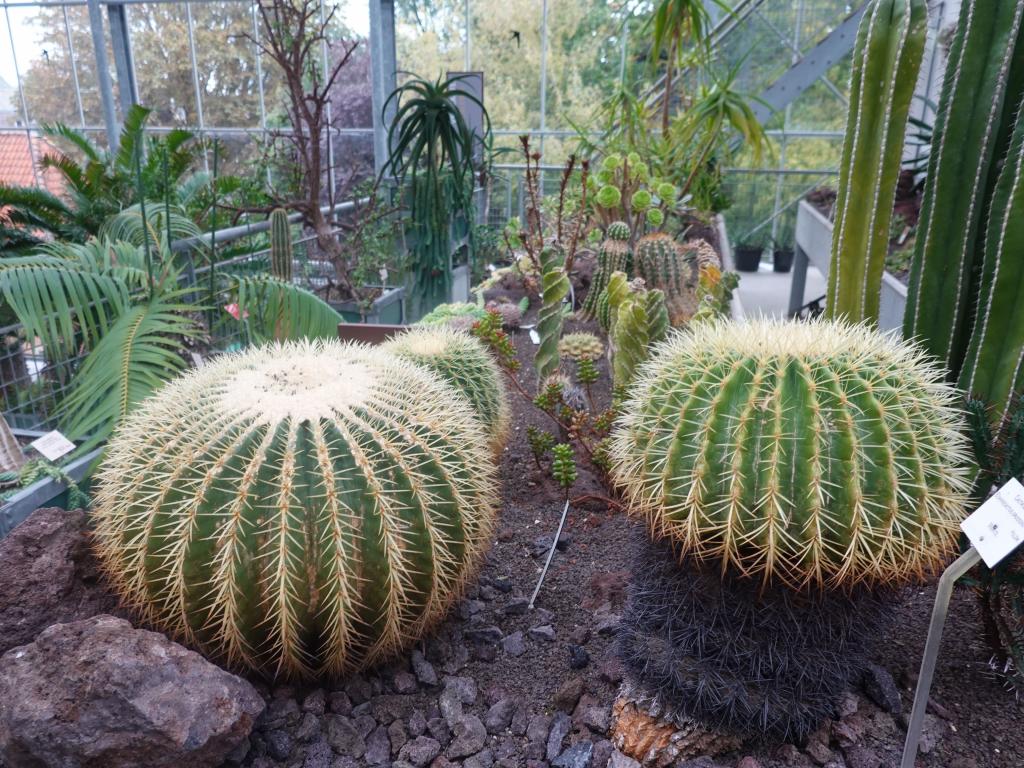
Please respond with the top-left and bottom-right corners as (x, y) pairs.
(92, 339), (498, 680)
(610, 318), (972, 589)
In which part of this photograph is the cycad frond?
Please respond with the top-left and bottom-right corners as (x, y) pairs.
(101, 202), (199, 250)
(59, 295), (201, 452)
(231, 274), (342, 342)
(0, 253), (129, 356)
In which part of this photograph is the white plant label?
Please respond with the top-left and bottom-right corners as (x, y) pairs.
(190, 351), (205, 369)
(29, 430), (76, 462)
(960, 477), (1024, 568)
(529, 329), (540, 345)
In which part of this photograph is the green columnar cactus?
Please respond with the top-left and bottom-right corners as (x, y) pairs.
(596, 270), (630, 333)
(825, 0), (927, 325)
(91, 340), (498, 680)
(635, 233), (685, 294)
(610, 318), (972, 589)
(610, 280), (669, 390)
(269, 208), (293, 283)
(383, 325), (510, 452)
(536, 245), (569, 382)
(958, 100), (1024, 426)
(904, 1), (1024, 374)
(582, 232), (631, 318)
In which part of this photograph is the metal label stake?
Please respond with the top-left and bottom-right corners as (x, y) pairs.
(901, 477), (1024, 768)
(529, 498), (570, 609)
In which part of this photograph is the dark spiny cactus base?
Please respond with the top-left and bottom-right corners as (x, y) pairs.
(616, 535), (891, 744)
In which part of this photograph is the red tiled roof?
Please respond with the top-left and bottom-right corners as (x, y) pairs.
(0, 133), (65, 195)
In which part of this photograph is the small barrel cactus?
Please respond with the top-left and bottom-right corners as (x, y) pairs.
(269, 208), (293, 283)
(606, 220), (631, 241)
(91, 340), (498, 680)
(611, 318), (972, 588)
(559, 332), (605, 362)
(383, 325), (510, 452)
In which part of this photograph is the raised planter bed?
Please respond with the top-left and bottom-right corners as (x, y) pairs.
(788, 199), (907, 332)
(0, 441), (103, 539)
(330, 285), (406, 325)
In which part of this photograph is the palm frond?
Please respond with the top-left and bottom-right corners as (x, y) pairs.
(38, 238), (152, 293)
(59, 295), (201, 452)
(41, 122), (103, 163)
(101, 202), (200, 250)
(231, 274), (342, 341)
(0, 253), (129, 356)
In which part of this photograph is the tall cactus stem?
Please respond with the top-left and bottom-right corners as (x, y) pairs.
(825, 0), (927, 325)
(270, 208), (293, 283)
(536, 245), (569, 382)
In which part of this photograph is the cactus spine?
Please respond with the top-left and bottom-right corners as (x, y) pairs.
(536, 245), (569, 382)
(91, 340), (498, 680)
(383, 325), (510, 452)
(825, 0), (927, 325)
(635, 233), (685, 294)
(582, 223), (631, 318)
(899, 0), (1024, 428)
(269, 208), (293, 283)
(610, 318), (971, 589)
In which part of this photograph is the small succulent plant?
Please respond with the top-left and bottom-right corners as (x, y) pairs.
(92, 340), (499, 680)
(611, 318), (972, 589)
(383, 325), (510, 452)
(558, 332), (605, 362)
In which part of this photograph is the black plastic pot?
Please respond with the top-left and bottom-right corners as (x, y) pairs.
(773, 247), (794, 273)
(734, 245), (763, 272)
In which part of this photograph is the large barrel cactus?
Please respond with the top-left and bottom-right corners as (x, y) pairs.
(383, 325), (509, 451)
(92, 340), (498, 680)
(611, 318), (972, 589)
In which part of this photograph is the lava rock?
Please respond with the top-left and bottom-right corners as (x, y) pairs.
(485, 697), (517, 734)
(503, 631), (527, 657)
(529, 624), (557, 642)
(265, 729), (293, 761)
(389, 718), (409, 754)
(465, 625), (504, 644)
(302, 689), (326, 715)
(447, 714), (488, 758)
(394, 670), (419, 694)
(364, 725), (391, 765)
(0, 507), (119, 655)
(398, 735), (442, 767)
(547, 712), (573, 761)
(554, 741), (594, 768)
(531, 532), (572, 557)
(0, 615), (263, 768)
(324, 714), (366, 757)
(568, 644), (590, 669)
(862, 664), (902, 714)
(504, 597), (531, 615)
(412, 650), (439, 686)
(554, 676), (585, 712)
(608, 749), (641, 768)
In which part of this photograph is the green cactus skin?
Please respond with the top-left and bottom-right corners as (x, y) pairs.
(958, 96), (1024, 427)
(91, 340), (498, 680)
(270, 208), (293, 283)
(609, 280), (669, 390)
(635, 233), (686, 294)
(904, 1), (1024, 376)
(558, 332), (605, 362)
(610, 318), (972, 589)
(606, 220), (631, 241)
(825, 0), (927, 325)
(597, 270), (631, 334)
(582, 238), (631, 318)
(383, 325), (510, 452)
(536, 245), (569, 382)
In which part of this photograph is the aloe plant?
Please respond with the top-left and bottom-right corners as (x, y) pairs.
(91, 340), (498, 680)
(825, 0), (927, 325)
(610, 318), (972, 589)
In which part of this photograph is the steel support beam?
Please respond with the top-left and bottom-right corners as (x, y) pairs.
(86, 0), (120, 150)
(751, 3), (867, 125)
(370, 0), (397, 176)
(107, 3), (138, 114)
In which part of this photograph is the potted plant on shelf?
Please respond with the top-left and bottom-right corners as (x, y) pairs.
(732, 234), (764, 272)
(771, 235), (794, 273)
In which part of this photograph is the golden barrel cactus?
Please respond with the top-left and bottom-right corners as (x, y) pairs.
(611, 318), (972, 588)
(92, 340), (498, 680)
(383, 325), (510, 451)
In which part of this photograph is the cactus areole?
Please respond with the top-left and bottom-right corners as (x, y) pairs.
(610, 319), (971, 589)
(92, 340), (498, 680)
